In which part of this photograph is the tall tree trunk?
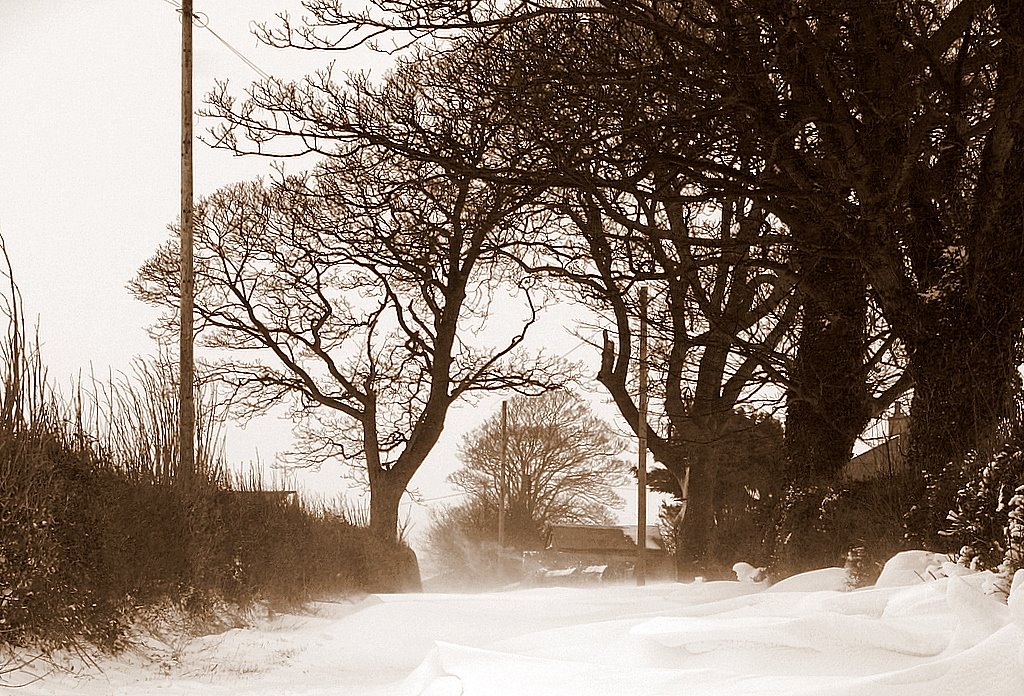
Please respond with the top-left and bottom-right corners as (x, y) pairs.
(904, 307), (1022, 546)
(675, 444), (718, 579)
(365, 466), (423, 592)
(903, 24), (1024, 536)
(786, 235), (870, 480)
(908, 323), (1018, 474)
(778, 223), (870, 570)
(368, 472), (406, 546)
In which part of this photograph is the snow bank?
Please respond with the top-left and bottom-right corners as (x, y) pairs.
(763, 566), (849, 593)
(875, 550), (952, 587)
(6, 554), (1023, 695)
(401, 555), (1024, 696)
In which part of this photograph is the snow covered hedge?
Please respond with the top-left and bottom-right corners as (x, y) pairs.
(942, 435), (1024, 597)
(0, 434), (406, 651)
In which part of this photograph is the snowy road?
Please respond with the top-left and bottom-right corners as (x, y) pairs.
(6, 555), (1024, 695)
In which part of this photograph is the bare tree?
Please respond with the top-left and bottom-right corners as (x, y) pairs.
(200, 0), (1024, 557)
(132, 121), (566, 543)
(398, 17), (806, 572)
(446, 390), (629, 550)
(403, 0), (1020, 531)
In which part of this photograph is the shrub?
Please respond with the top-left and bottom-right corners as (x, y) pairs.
(0, 419), (395, 651)
(0, 250), (415, 654)
(942, 435), (1024, 596)
(765, 469), (917, 583)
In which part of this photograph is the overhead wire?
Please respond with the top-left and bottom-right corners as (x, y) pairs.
(399, 491), (464, 509)
(160, 0), (273, 81)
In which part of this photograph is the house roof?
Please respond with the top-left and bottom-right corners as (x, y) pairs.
(842, 435), (907, 482)
(547, 525), (664, 553)
(840, 407), (910, 483)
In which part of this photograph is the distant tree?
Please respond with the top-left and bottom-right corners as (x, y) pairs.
(440, 391), (629, 552)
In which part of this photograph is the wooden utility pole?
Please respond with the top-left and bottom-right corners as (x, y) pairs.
(179, 0), (196, 484)
(498, 400), (508, 549)
(637, 286), (649, 586)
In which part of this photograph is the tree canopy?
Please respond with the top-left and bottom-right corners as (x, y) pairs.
(133, 132), (567, 543)
(139, 0), (1024, 568)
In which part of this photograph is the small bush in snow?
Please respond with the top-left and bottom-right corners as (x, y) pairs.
(0, 302), (413, 654)
(943, 435), (1024, 597)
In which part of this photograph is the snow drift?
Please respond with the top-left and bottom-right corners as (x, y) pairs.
(6, 552), (1023, 695)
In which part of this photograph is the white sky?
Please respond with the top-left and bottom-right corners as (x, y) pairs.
(0, 0), (341, 484)
(0, 2), (650, 545)
(0, 0), (316, 383)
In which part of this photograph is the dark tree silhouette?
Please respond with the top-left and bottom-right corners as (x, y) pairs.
(649, 409), (786, 572)
(309, 0), (1024, 538)
(132, 125), (566, 543)
(200, 0), (1024, 556)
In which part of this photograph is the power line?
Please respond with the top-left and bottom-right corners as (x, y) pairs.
(399, 491), (465, 508)
(554, 328), (605, 362)
(201, 20), (274, 81)
(160, 0), (273, 81)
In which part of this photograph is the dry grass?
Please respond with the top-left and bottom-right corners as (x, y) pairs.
(0, 240), (407, 655)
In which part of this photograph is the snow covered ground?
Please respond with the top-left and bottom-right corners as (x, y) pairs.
(5, 552), (1023, 695)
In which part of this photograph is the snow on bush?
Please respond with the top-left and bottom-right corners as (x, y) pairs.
(943, 435), (1024, 598)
